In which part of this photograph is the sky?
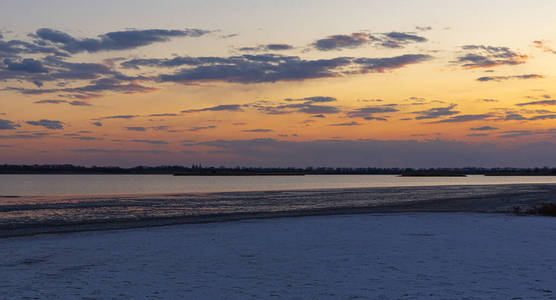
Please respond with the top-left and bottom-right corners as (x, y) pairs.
(1, 0), (556, 167)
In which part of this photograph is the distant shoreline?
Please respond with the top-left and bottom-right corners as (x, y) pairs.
(2, 164), (556, 176)
(173, 172), (305, 176)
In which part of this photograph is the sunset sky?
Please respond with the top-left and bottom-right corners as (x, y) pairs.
(1, 0), (556, 167)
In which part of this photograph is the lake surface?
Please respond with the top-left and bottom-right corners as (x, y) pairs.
(2, 174), (556, 196)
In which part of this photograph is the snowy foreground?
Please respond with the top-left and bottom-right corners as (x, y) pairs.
(1, 213), (556, 299)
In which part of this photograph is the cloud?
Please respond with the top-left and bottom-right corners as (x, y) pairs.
(155, 54), (353, 83)
(95, 115), (137, 120)
(0, 132), (50, 139)
(67, 100), (91, 106)
(119, 53), (432, 84)
(71, 148), (169, 154)
(34, 99), (66, 104)
(124, 126), (170, 132)
(0, 119), (20, 130)
(431, 114), (491, 123)
(266, 44), (294, 51)
(286, 96), (337, 103)
(220, 33), (239, 39)
(3, 58), (48, 73)
(477, 74), (544, 82)
(516, 100), (556, 106)
(455, 45), (527, 68)
(312, 31), (427, 51)
(120, 56), (233, 69)
(181, 104), (243, 113)
(530, 109), (553, 114)
(34, 28), (210, 53)
(363, 116), (388, 121)
(72, 136), (103, 141)
(329, 121), (360, 126)
(499, 129), (556, 138)
(238, 43), (294, 52)
(313, 33), (372, 51)
(147, 113), (179, 117)
(0, 37), (65, 58)
(346, 105), (398, 120)
(413, 104), (460, 120)
(352, 54), (432, 72)
(0, 55), (125, 89)
(243, 129), (273, 132)
(92, 122), (102, 127)
(125, 126), (147, 131)
(415, 26), (433, 31)
(10, 77), (158, 99)
(467, 133), (489, 137)
(131, 139), (168, 145)
(382, 32), (427, 47)
(38, 56), (117, 80)
(499, 130), (534, 138)
(34, 99), (91, 106)
(470, 126), (498, 131)
(188, 125), (216, 132)
(249, 97), (341, 115)
(1, 29), (207, 99)
(528, 114), (556, 121)
(63, 77), (157, 96)
(25, 119), (64, 129)
(498, 113), (527, 121)
(533, 40), (556, 54)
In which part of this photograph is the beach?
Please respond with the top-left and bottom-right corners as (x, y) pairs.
(2, 213), (555, 299)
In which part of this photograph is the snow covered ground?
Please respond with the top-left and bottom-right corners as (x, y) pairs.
(1, 213), (555, 299)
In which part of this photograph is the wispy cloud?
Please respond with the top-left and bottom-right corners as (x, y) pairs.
(0, 119), (20, 130)
(533, 40), (556, 54)
(248, 97), (341, 115)
(329, 121), (360, 126)
(312, 31), (427, 51)
(346, 105), (398, 120)
(242, 129), (273, 132)
(26, 119), (64, 129)
(237, 43), (294, 52)
(119, 53), (433, 85)
(455, 45), (527, 68)
(131, 139), (168, 145)
(477, 74), (544, 82)
(33, 28), (210, 53)
(470, 126), (498, 131)
(188, 125), (216, 132)
(516, 100), (556, 106)
(181, 104), (244, 113)
(413, 104), (460, 120)
(430, 114), (492, 123)
(34, 99), (91, 106)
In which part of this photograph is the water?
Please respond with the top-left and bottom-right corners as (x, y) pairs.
(2, 174), (556, 196)
(2, 174), (556, 236)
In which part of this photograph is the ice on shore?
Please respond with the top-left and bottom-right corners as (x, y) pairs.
(3, 184), (556, 236)
(1, 213), (555, 299)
